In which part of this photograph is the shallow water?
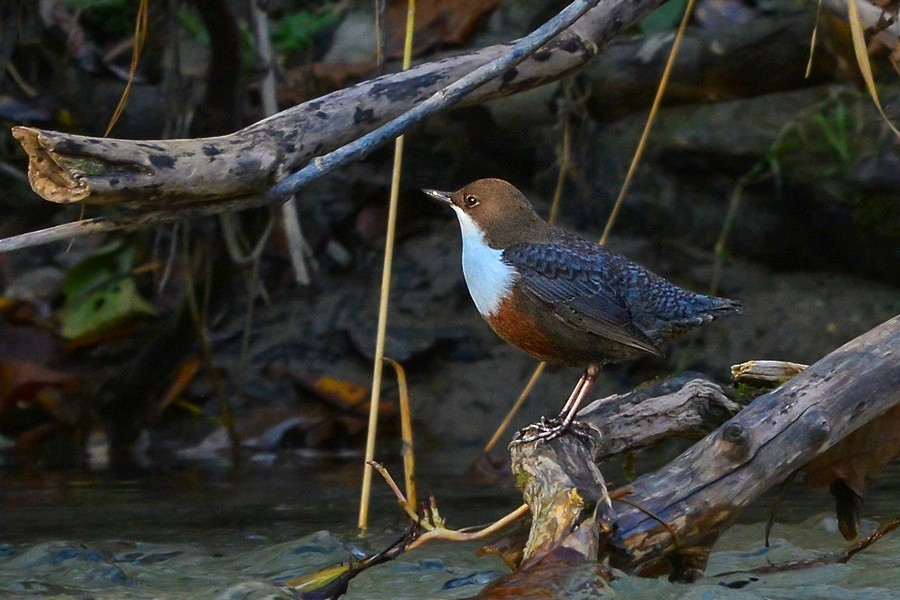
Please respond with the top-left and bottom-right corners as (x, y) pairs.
(0, 452), (897, 599)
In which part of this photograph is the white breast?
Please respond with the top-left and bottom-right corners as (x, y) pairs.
(452, 208), (517, 317)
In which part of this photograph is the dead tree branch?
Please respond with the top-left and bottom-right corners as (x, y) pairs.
(267, 0), (603, 201)
(511, 315), (900, 581)
(580, 374), (742, 462)
(2, 0), (671, 253)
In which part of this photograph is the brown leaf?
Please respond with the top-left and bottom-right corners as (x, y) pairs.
(0, 359), (81, 419)
(385, 0), (500, 57)
(156, 356), (202, 414)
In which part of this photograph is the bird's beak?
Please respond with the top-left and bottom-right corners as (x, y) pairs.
(422, 188), (452, 205)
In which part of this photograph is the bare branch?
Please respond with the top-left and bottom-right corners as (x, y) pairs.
(4, 0), (672, 252)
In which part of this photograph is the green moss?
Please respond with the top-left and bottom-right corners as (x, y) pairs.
(731, 382), (766, 405)
(514, 469), (531, 492)
(73, 157), (109, 177)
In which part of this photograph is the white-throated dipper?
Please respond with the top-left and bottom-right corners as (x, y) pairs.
(424, 178), (742, 442)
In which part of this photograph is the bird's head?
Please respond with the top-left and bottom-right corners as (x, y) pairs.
(423, 178), (546, 248)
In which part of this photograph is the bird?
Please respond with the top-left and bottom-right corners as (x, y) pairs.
(423, 178), (742, 443)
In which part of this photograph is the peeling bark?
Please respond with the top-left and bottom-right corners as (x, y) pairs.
(510, 431), (614, 566)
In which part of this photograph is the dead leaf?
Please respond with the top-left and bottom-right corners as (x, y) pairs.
(845, 0), (900, 138)
(313, 374), (369, 406)
(156, 356), (202, 414)
(277, 369), (398, 416)
(385, 0), (500, 57)
(0, 359), (81, 419)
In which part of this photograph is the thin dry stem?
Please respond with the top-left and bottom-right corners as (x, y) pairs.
(250, 1), (312, 285)
(359, 0), (417, 532)
(483, 362), (547, 454)
(385, 358), (417, 510)
(406, 503), (530, 552)
(368, 461), (420, 523)
(369, 461), (529, 551)
(846, 0), (900, 138)
(599, 0), (698, 246)
(710, 167), (756, 293)
(181, 230), (241, 462)
(105, 0), (148, 136)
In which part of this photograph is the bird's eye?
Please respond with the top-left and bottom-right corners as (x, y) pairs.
(463, 194), (480, 208)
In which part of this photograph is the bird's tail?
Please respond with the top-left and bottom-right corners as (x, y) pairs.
(704, 296), (743, 318)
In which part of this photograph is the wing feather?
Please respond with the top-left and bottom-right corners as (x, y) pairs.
(502, 242), (661, 355)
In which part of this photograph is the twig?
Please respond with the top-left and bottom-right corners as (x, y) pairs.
(0, 195), (267, 253)
(368, 460), (529, 551)
(5, 62), (38, 98)
(406, 503), (530, 552)
(599, 0), (698, 246)
(249, 1), (312, 286)
(368, 461), (419, 522)
(716, 516), (900, 577)
(266, 0), (602, 203)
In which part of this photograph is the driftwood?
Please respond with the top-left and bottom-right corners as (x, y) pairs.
(4, 0), (669, 252)
(508, 315), (900, 582)
(495, 375), (738, 568)
(579, 374), (741, 461)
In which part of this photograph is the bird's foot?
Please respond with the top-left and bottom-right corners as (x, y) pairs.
(511, 417), (594, 445)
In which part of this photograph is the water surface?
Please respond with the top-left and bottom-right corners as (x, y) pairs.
(1, 452), (897, 599)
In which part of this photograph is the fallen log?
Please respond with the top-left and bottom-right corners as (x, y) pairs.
(509, 315), (899, 581)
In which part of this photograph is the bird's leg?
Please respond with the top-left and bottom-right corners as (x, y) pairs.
(558, 364), (600, 430)
(514, 365), (600, 444)
(536, 373), (588, 429)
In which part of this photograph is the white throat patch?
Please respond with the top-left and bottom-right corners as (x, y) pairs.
(451, 208), (517, 317)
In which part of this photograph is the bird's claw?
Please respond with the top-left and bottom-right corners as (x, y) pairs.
(510, 418), (593, 445)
